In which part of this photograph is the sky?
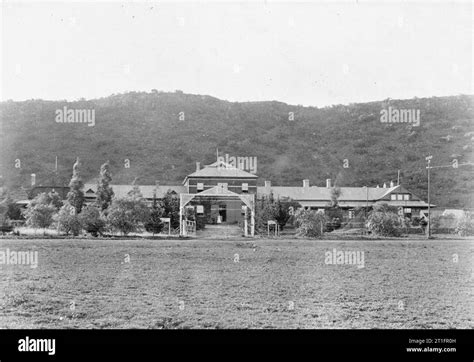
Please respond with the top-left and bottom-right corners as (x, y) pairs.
(1, 0), (472, 107)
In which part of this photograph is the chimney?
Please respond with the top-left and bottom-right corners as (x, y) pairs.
(303, 179), (310, 188)
(265, 180), (271, 189)
(196, 162), (200, 172)
(383, 182), (387, 188)
(31, 173), (36, 186)
(326, 179), (331, 188)
(390, 180), (395, 188)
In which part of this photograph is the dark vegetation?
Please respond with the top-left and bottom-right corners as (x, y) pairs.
(1, 92), (472, 208)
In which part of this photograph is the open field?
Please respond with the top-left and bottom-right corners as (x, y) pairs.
(0, 238), (473, 329)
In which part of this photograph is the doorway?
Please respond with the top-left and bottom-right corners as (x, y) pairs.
(218, 204), (227, 223)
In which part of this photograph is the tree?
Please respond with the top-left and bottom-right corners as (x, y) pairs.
(0, 195), (24, 221)
(6, 200), (23, 221)
(47, 190), (63, 210)
(455, 215), (474, 236)
(66, 158), (84, 214)
(29, 192), (62, 210)
(80, 204), (106, 237)
(330, 186), (342, 207)
(129, 177), (143, 199)
(0, 197), (9, 226)
(366, 203), (402, 236)
(274, 198), (300, 231)
(160, 190), (180, 230)
(24, 193), (56, 234)
(56, 203), (82, 236)
(95, 161), (114, 211)
(294, 209), (326, 238)
(254, 194), (300, 233)
(144, 192), (164, 235)
(254, 194), (278, 233)
(107, 183), (150, 235)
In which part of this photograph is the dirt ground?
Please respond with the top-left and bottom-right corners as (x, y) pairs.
(0, 238), (472, 328)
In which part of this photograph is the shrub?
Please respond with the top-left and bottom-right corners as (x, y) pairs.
(144, 206), (165, 234)
(294, 209), (326, 238)
(160, 191), (180, 230)
(80, 205), (106, 237)
(254, 194), (300, 233)
(455, 216), (474, 236)
(56, 203), (82, 236)
(24, 193), (57, 233)
(107, 197), (150, 235)
(367, 205), (402, 237)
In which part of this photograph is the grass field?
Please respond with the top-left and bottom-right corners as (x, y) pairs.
(0, 238), (473, 329)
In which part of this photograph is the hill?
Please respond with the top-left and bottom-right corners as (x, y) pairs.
(0, 92), (473, 208)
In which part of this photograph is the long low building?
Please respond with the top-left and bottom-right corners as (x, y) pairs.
(80, 160), (432, 223)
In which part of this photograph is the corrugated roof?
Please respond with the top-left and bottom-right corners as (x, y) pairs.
(83, 184), (186, 199)
(257, 186), (399, 201)
(82, 183), (430, 207)
(3, 188), (30, 201)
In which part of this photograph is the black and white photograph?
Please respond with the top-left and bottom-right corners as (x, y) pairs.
(0, 0), (473, 360)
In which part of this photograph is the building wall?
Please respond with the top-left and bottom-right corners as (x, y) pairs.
(187, 177), (257, 194)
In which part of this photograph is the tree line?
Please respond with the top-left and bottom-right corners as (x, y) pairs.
(19, 160), (180, 236)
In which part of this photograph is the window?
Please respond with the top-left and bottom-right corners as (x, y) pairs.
(197, 183), (204, 191)
(404, 208), (411, 214)
(397, 194), (403, 201)
(196, 205), (204, 214)
(218, 183), (228, 190)
(242, 183), (248, 192)
(403, 194), (410, 201)
(391, 194), (397, 200)
(348, 210), (355, 219)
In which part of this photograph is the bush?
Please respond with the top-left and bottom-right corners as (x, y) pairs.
(24, 194), (57, 233)
(56, 203), (82, 236)
(455, 216), (474, 236)
(431, 214), (457, 234)
(107, 197), (150, 235)
(294, 209), (326, 238)
(160, 191), (180, 230)
(367, 206), (402, 237)
(254, 194), (300, 233)
(80, 205), (106, 237)
(144, 206), (164, 234)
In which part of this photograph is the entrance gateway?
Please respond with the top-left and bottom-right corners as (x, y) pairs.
(179, 185), (255, 237)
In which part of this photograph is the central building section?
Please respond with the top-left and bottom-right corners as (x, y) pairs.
(180, 160), (258, 235)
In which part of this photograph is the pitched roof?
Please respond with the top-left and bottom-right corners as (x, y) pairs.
(83, 184), (186, 199)
(2, 187), (30, 202)
(257, 186), (399, 201)
(257, 185), (430, 206)
(185, 160), (258, 181)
